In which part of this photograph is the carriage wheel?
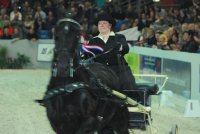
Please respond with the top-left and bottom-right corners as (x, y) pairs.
(169, 124), (178, 134)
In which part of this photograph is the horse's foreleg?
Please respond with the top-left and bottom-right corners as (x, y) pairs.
(75, 116), (98, 134)
(98, 127), (115, 134)
(105, 105), (129, 134)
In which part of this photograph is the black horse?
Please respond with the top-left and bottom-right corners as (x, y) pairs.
(36, 18), (129, 134)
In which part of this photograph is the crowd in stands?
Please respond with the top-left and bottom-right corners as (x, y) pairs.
(0, 0), (200, 53)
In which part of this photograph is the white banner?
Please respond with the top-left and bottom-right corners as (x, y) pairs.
(37, 44), (55, 61)
(117, 27), (141, 41)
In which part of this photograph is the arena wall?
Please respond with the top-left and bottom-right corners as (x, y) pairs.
(0, 39), (54, 69)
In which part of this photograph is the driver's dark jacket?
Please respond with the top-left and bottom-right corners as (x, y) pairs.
(82, 33), (136, 91)
(89, 34), (128, 71)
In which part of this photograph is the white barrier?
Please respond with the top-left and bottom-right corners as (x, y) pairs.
(184, 100), (200, 117)
(132, 46), (200, 100)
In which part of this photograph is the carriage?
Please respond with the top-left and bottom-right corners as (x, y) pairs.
(35, 17), (178, 134)
(125, 74), (178, 134)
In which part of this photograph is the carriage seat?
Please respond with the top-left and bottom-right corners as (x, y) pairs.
(123, 83), (159, 129)
(122, 83), (159, 103)
(136, 83), (159, 96)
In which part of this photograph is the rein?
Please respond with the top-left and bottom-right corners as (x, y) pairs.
(81, 48), (114, 65)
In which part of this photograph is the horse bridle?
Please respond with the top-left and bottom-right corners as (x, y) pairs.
(53, 18), (82, 78)
(56, 18), (82, 29)
(36, 19), (86, 103)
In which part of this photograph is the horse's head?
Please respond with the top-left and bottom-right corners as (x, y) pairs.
(52, 18), (82, 77)
(54, 18), (82, 53)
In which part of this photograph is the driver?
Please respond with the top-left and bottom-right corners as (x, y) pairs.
(81, 13), (137, 92)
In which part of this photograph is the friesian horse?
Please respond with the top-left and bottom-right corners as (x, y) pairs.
(36, 18), (129, 134)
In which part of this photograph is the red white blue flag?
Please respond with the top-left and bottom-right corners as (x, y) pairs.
(80, 34), (104, 57)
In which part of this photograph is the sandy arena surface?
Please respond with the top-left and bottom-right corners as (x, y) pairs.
(0, 69), (200, 134)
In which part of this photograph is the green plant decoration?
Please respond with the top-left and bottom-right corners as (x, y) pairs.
(0, 46), (31, 69)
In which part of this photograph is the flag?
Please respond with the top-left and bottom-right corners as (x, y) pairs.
(80, 33), (104, 57)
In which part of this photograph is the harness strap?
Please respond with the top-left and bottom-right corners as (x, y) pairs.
(96, 97), (109, 122)
(84, 66), (113, 96)
(69, 58), (74, 77)
(36, 82), (89, 103)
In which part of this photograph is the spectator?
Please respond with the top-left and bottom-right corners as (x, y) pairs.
(55, 0), (67, 20)
(84, 1), (98, 34)
(1, 27), (12, 39)
(45, 11), (56, 39)
(120, 23), (128, 31)
(11, 26), (23, 42)
(181, 23), (189, 32)
(94, 0), (105, 9)
(157, 34), (169, 50)
(146, 28), (157, 47)
(125, 2), (138, 21)
(167, 32), (180, 51)
(23, 14), (34, 37)
(10, 6), (22, 22)
(188, 23), (196, 31)
(148, 7), (156, 23)
(70, 3), (85, 24)
(43, 0), (55, 15)
(115, 18), (128, 32)
(1, 19), (14, 39)
(34, 5), (47, 21)
(34, 17), (47, 39)
(10, 6), (22, 27)
(21, 1), (33, 17)
(138, 13), (150, 31)
(0, 0), (10, 8)
(180, 31), (199, 53)
(154, 30), (163, 44)
(0, 8), (9, 28)
(26, 27), (38, 41)
(137, 27), (149, 47)
(153, 10), (169, 31)
(132, 18), (139, 28)
(0, 27), (3, 38)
